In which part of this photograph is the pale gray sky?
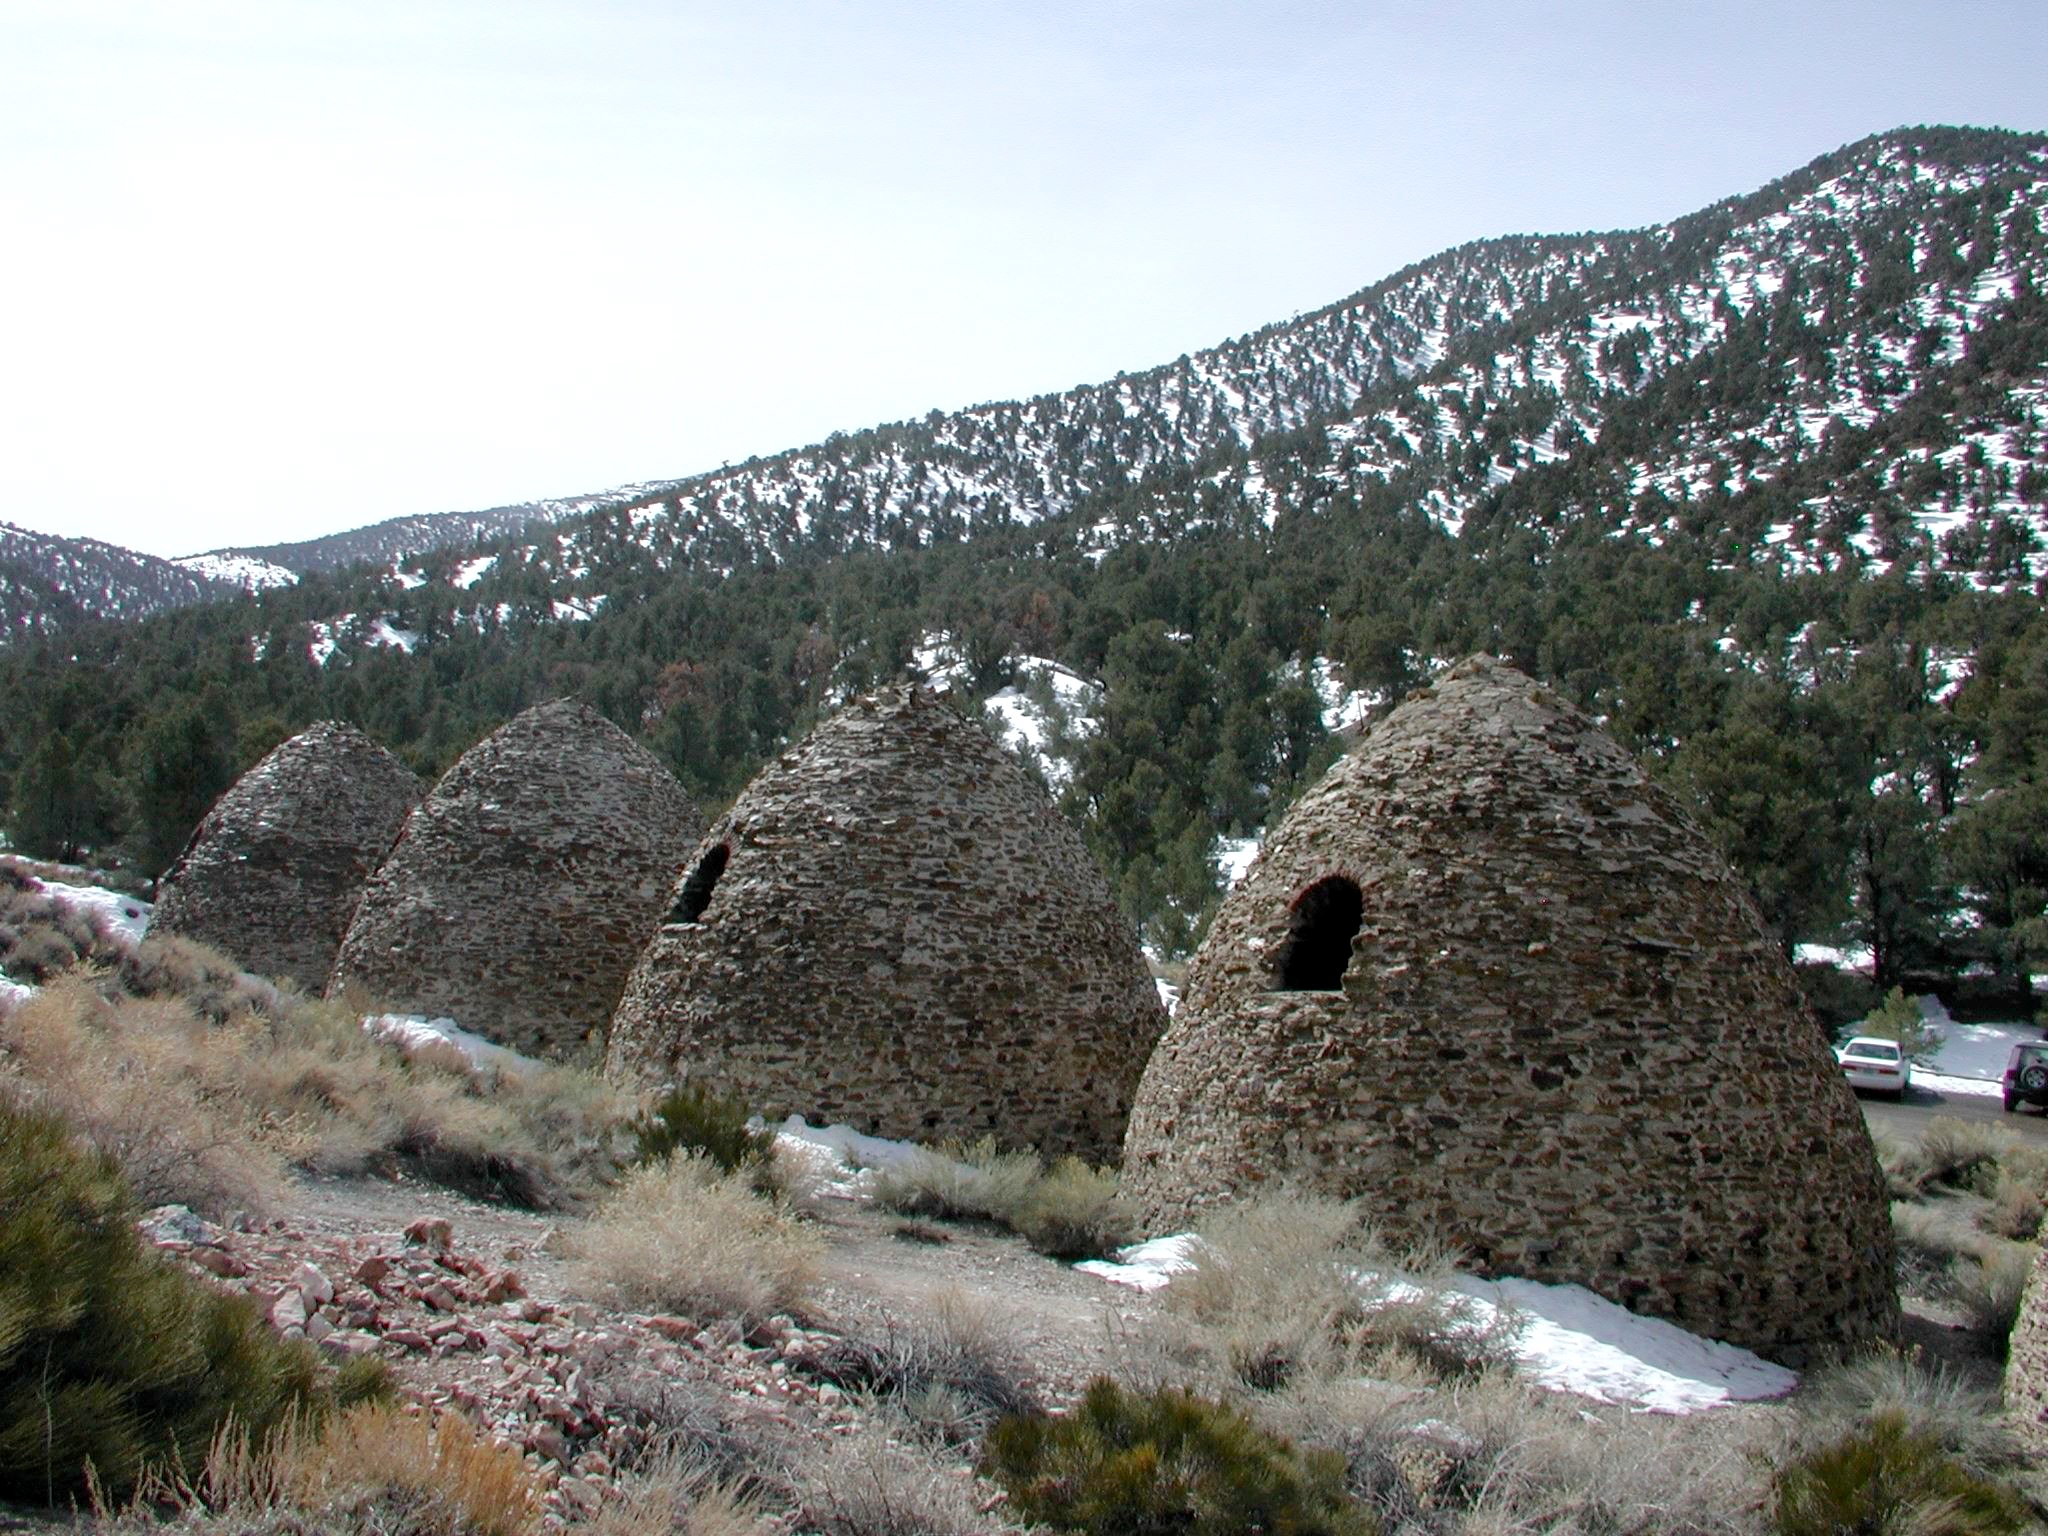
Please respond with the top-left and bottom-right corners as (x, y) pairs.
(3, 1), (2044, 557)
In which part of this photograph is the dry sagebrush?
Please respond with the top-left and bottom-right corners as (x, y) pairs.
(569, 1153), (823, 1326)
(0, 966), (638, 1216)
(124, 1402), (540, 1536)
(1148, 1189), (1524, 1394)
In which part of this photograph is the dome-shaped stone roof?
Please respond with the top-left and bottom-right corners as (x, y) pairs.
(150, 721), (424, 991)
(605, 685), (1167, 1164)
(1120, 656), (1897, 1366)
(329, 699), (703, 1057)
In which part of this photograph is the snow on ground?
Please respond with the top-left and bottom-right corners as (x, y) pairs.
(1214, 835), (1260, 888)
(779, 1123), (1797, 1413)
(1081, 1235), (1798, 1413)
(367, 618), (421, 653)
(982, 659), (1103, 792)
(1913, 992), (2035, 1095)
(0, 975), (33, 1009)
(912, 631), (1104, 792)
(361, 1014), (542, 1079)
(174, 553), (299, 590)
(1794, 942), (1873, 972)
(451, 555), (498, 589)
(32, 878), (152, 943)
(771, 1114), (927, 1200)
(1311, 658), (1381, 733)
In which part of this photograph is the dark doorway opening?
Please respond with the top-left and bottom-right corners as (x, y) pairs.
(670, 844), (730, 924)
(1274, 876), (1363, 991)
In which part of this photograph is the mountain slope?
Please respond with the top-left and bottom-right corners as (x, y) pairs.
(355, 125), (2048, 614)
(0, 523), (273, 639)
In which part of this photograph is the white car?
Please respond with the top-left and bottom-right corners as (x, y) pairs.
(1837, 1036), (1910, 1098)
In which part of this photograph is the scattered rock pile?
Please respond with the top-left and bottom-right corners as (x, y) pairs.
(330, 700), (703, 1058)
(150, 722), (423, 990)
(1121, 655), (1899, 1367)
(136, 1202), (869, 1526)
(606, 684), (1166, 1164)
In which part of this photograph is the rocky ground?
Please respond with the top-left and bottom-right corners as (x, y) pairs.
(67, 1170), (1160, 1531)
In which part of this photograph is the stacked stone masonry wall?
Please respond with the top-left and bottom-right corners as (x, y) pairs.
(329, 700), (702, 1058)
(1121, 656), (1899, 1366)
(150, 722), (424, 991)
(2004, 1246), (2048, 1452)
(606, 686), (1166, 1165)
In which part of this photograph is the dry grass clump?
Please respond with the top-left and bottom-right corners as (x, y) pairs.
(127, 1402), (541, 1536)
(1949, 1241), (2035, 1359)
(0, 873), (129, 984)
(1013, 1157), (1135, 1261)
(1252, 1370), (1767, 1535)
(116, 931), (287, 1023)
(870, 1139), (1134, 1261)
(0, 967), (638, 1217)
(793, 1422), (1015, 1536)
(1896, 1116), (2016, 1197)
(582, 1448), (768, 1536)
(568, 1153), (823, 1326)
(1886, 1117), (2047, 1360)
(798, 1289), (1039, 1444)
(873, 1138), (1042, 1225)
(1157, 1190), (1522, 1393)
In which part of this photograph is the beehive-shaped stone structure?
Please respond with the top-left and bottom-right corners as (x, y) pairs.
(150, 722), (424, 991)
(605, 685), (1167, 1164)
(329, 699), (702, 1057)
(1121, 656), (1897, 1365)
(2004, 1247), (2048, 1453)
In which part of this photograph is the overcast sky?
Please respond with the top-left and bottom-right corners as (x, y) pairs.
(4, 1), (2045, 559)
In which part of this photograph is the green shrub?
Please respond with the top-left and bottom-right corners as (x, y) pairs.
(1014, 1158), (1136, 1261)
(0, 1097), (380, 1505)
(1772, 1410), (2030, 1536)
(1862, 987), (1937, 1059)
(633, 1082), (774, 1175)
(981, 1378), (1375, 1536)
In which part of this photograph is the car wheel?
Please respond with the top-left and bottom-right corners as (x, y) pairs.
(2006, 1093), (2018, 1113)
(2022, 1065), (2048, 1093)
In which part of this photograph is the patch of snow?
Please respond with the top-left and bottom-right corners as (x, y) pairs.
(33, 879), (152, 943)
(451, 555), (497, 589)
(174, 553), (299, 590)
(1449, 1273), (1797, 1412)
(1084, 1236), (1797, 1413)
(361, 1014), (542, 1079)
(772, 1114), (927, 1200)
(1310, 657), (1381, 733)
(0, 973), (34, 1009)
(1795, 943), (1874, 975)
(1214, 835), (1261, 888)
(367, 618), (420, 653)
(1154, 976), (1180, 1014)
(1919, 1010), (2038, 1083)
(1077, 1234), (1199, 1291)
